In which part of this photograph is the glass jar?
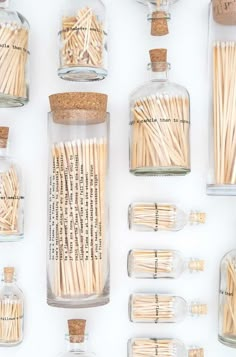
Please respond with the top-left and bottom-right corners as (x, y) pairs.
(219, 250), (236, 348)
(0, 267), (24, 346)
(128, 249), (205, 279)
(58, 0), (107, 82)
(128, 203), (206, 232)
(207, 0), (236, 195)
(129, 49), (190, 176)
(129, 293), (207, 323)
(0, 0), (29, 107)
(128, 338), (204, 357)
(135, 0), (180, 36)
(0, 127), (24, 241)
(47, 92), (110, 308)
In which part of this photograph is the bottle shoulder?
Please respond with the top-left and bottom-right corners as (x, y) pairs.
(59, 352), (95, 357)
(0, 283), (24, 300)
(0, 9), (29, 28)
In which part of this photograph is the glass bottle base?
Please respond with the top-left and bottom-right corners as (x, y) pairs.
(0, 93), (28, 107)
(218, 334), (236, 348)
(58, 66), (107, 82)
(0, 234), (23, 242)
(47, 294), (109, 309)
(207, 184), (236, 196)
(130, 166), (190, 176)
(0, 340), (22, 347)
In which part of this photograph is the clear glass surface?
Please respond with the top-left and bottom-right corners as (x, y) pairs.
(128, 338), (187, 357)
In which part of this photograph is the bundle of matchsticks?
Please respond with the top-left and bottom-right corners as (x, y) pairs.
(0, 23), (29, 99)
(222, 258), (236, 338)
(130, 94), (190, 173)
(0, 299), (23, 344)
(60, 7), (105, 69)
(213, 42), (236, 185)
(0, 167), (21, 236)
(49, 137), (107, 298)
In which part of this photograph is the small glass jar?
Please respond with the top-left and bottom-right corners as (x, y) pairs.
(129, 49), (190, 176)
(207, 0), (236, 195)
(219, 250), (236, 348)
(0, 267), (24, 346)
(58, 0), (107, 82)
(128, 249), (205, 279)
(47, 92), (110, 308)
(129, 203), (206, 232)
(0, 0), (29, 107)
(135, 0), (180, 36)
(128, 338), (204, 357)
(0, 127), (24, 241)
(129, 293), (207, 323)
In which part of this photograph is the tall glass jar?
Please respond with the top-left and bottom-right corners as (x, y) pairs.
(47, 92), (110, 308)
(129, 49), (190, 176)
(0, 0), (29, 107)
(58, 0), (107, 82)
(135, 0), (180, 36)
(0, 267), (24, 346)
(219, 250), (236, 348)
(0, 127), (24, 241)
(207, 0), (236, 195)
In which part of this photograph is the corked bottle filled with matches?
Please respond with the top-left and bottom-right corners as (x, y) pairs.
(129, 49), (190, 176)
(58, 0), (107, 81)
(128, 338), (204, 357)
(135, 0), (180, 36)
(218, 250), (236, 348)
(0, 267), (24, 346)
(0, 127), (24, 241)
(58, 319), (96, 357)
(0, 0), (29, 107)
(47, 92), (110, 308)
(207, 0), (236, 195)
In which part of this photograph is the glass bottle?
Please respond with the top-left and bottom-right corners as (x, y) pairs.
(218, 250), (236, 348)
(128, 338), (204, 357)
(129, 49), (190, 176)
(129, 293), (208, 323)
(128, 249), (205, 279)
(58, 320), (95, 357)
(0, 0), (29, 107)
(47, 92), (110, 308)
(135, 0), (180, 36)
(207, 0), (236, 195)
(0, 267), (24, 346)
(128, 203), (206, 232)
(58, 0), (107, 82)
(0, 127), (24, 241)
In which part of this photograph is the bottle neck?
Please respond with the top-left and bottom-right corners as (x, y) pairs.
(0, 0), (10, 9)
(147, 0), (171, 18)
(66, 335), (88, 354)
(148, 62), (170, 82)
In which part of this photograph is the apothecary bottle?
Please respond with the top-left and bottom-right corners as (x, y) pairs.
(218, 250), (236, 348)
(129, 203), (206, 232)
(129, 293), (208, 323)
(0, 127), (24, 241)
(129, 49), (190, 176)
(0, 267), (24, 346)
(128, 249), (205, 279)
(128, 338), (204, 357)
(207, 0), (236, 195)
(0, 0), (29, 107)
(47, 92), (110, 308)
(58, 0), (107, 82)
(58, 320), (95, 357)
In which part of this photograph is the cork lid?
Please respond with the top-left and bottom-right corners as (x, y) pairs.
(68, 319), (86, 343)
(213, 0), (236, 25)
(149, 49), (168, 72)
(191, 304), (208, 316)
(188, 349), (204, 357)
(151, 11), (169, 36)
(4, 267), (15, 283)
(0, 127), (9, 148)
(188, 260), (205, 272)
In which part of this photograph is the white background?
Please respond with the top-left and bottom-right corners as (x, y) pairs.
(0, 0), (235, 356)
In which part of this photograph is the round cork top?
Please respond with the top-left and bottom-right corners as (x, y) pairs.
(213, 0), (236, 25)
(49, 92), (108, 112)
(68, 319), (86, 343)
(149, 49), (167, 63)
(4, 267), (15, 282)
(0, 127), (9, 148)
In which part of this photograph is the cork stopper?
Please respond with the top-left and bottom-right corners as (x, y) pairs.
(149, 49), (167, 72)
(190, 212), (206, 225)
(68, 319), (86, 343)
(213, 0), (236, 25)
(4, 267), (15, 283)
(0, 127), (9, 148)
(188, 260), (205, 272)
(188, 348), (204, 357)
(151, 11), (169, 36)
(190, 304), (208, 316)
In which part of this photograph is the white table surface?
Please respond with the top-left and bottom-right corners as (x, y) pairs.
(0, 0), (235, 356)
